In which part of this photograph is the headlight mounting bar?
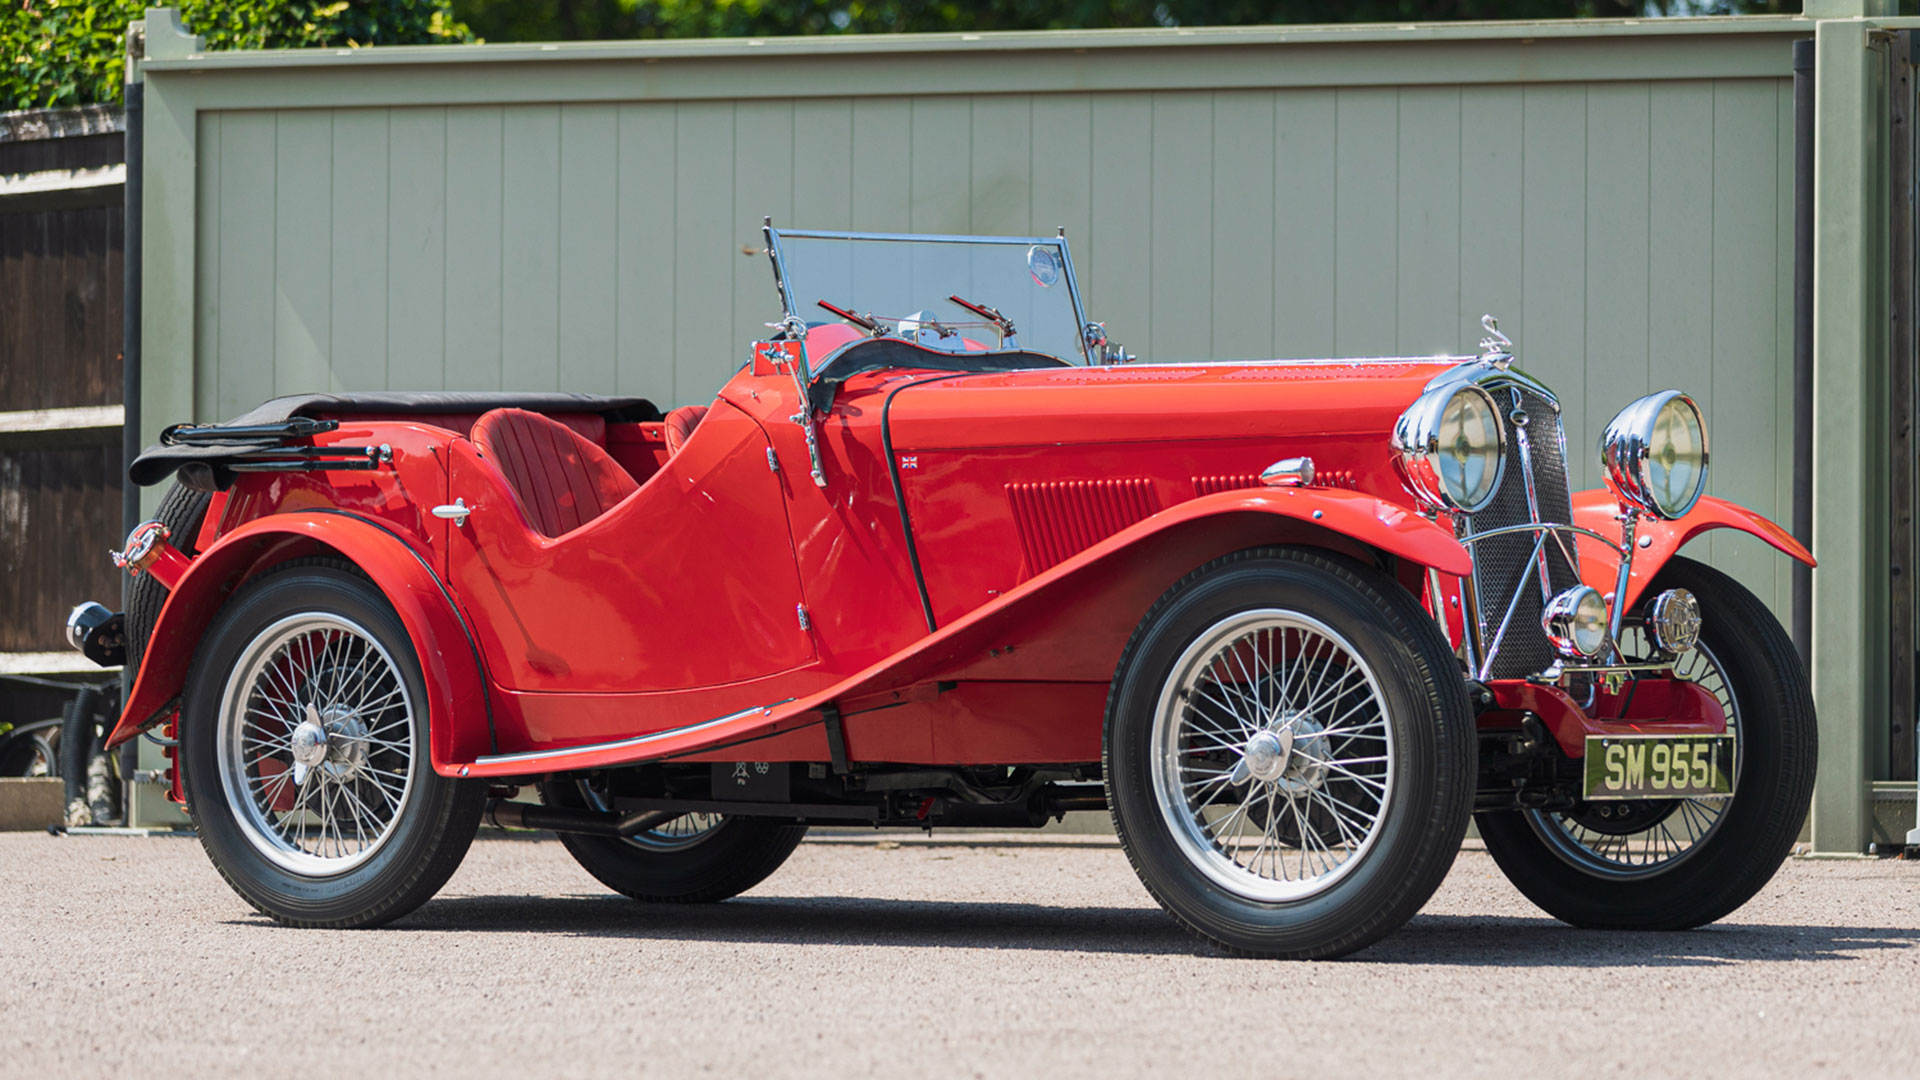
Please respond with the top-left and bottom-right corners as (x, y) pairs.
(1456, 520), (1634, 682)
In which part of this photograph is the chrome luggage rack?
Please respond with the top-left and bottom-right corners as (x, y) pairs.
(159, 418), (390, 473)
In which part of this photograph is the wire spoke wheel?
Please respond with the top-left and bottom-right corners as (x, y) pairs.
(216, 612), (417, 877)
(1151, 609), (1396, 903)
(1525, 629), (1739, 879)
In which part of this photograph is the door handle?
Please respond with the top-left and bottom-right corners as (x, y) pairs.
(431, 498), (471, 526)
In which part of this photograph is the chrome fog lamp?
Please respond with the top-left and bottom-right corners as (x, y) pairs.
(1542, 585), (1610, 660)
(1391, 384), (1506, 514)
(1647, 588), (1702, 656)
(1599, 390), (1709, 519)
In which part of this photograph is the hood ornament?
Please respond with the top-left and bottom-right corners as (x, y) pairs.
(1478, 314), (1513, 365)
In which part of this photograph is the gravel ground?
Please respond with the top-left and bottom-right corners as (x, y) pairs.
(3, 829), (1917, 1078)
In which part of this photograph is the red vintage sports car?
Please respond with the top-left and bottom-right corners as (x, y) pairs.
(69, 225), (1816, 959)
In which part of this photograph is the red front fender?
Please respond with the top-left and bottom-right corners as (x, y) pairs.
(1570, 491), (1815, 613)
(107, 512), (494, 772)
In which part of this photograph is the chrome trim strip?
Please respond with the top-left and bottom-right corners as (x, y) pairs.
(472, 699), (798, 767)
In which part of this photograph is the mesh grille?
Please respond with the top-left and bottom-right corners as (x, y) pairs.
(1466, 383), (1580, 679)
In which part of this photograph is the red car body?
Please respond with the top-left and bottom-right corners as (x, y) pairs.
(107, 352), (1808, 780)
(82, 226), (1816, 956)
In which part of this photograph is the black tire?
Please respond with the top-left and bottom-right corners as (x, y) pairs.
(178, 559), (486, 928)
(540, 780), (806, 902)
(126, 482), (214, 673)
(1475, 556), (1817, 930)
(1104, 547), (1476, 960)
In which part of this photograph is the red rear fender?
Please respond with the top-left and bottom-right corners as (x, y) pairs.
(107, 513), (494, 771)
(1570, 492), (1815, 613)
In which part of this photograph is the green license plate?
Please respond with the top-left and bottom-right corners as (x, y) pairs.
(1583, 734), (1735, 802)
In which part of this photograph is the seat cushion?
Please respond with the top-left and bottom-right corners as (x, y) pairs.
(471, 408), (638, 538)
(662, 405), (709, 457)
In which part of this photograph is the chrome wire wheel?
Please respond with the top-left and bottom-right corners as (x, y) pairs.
(216, 612), (417, 877)
(1150, 609), (1397, 903)
(1525, 629), (1740, 879)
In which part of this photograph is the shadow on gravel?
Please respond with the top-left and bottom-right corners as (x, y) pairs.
(1359, 915), (1920, 967)
(387, 893), (1209, 956)
(325, 894), (1920, 965)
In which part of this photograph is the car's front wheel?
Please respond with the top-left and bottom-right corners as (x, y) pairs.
(1474, 556), (1817, 929)
(1105, 547), (1476, 959)
(179, 560), (485, 928)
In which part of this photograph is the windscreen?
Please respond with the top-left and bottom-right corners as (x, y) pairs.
(771, 232), (1090, 365)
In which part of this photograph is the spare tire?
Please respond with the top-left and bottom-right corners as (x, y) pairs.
(124, 482), (213, 673)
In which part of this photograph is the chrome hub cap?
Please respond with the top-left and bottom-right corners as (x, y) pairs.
(1151, 610), (1396, 903)
(216, 613), (417, 876)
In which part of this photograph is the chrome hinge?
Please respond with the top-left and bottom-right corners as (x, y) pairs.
(796, 604), (810, 632)
(431, 498), (471, 526)
(767, 447), (780, 472)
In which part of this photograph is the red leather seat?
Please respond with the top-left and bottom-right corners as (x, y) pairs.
(663, 405), (708, 457)
(471, 408), (637, 538)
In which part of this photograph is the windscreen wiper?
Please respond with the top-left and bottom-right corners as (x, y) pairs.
(947, 294), (1017, 345)
(817, 299), (887, 335)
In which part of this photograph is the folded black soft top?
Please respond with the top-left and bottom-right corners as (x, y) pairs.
(129, 391), (659, 489)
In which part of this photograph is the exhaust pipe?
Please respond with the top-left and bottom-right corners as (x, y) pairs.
(484, 799), (681, 838)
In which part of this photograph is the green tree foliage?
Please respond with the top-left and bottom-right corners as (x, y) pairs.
(450, 0), (1799, 43)
(3, 1), (473, 109)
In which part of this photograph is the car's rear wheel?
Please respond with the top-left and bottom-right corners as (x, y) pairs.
(1105, 547), (1476, 959)
(540, 778), (806, 902)
(178, 560), (485, 927)
(1475, 556), (1816, 929)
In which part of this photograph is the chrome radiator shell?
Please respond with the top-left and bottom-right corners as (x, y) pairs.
(1457, 377), (1581, 680)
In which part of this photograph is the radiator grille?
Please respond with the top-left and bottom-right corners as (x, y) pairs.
(1465, 382), (1580, 679)
(1007, 478), (1160, 573)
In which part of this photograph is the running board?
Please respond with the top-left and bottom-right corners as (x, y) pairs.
(468, 699), (798, 771)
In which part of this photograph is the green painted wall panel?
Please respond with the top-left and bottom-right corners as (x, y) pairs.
(192, 111), (220, 422)
(1395, 88), (1462, 358)
(1333, 88), (1399, 358)
(273, 111), (333, 397)
(1581, 83), (1651, 497)
(1711, 80), (1789, 599)
(1519, 86), (1590, 483)
(614, 103), (677, 399)
(1209, 90), (1276, 362)
(387, 107), (448, 388)
(500, 105), (562, 391)
(558, 103), (620, 396)
(1456, 87), (1525, 364)
(1272, 89), (1338, 358)
(1088, 93), (1153, 355)
(672, 101), (735, 403)
(177, 60), (1801, 625)
(1149, 92), (1214, 361)
(443, 106), (504, 390)
(330, 109), (390, 392)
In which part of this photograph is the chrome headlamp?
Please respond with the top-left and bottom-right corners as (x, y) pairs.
(1599, 390), (1709, 520)
(1391, 384), (1506, 515)
(1647, 588), (1702, 656)
(1542, 585), (1610, 660)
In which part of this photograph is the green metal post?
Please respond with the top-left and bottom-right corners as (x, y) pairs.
(1810, 17), (1886, 853)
